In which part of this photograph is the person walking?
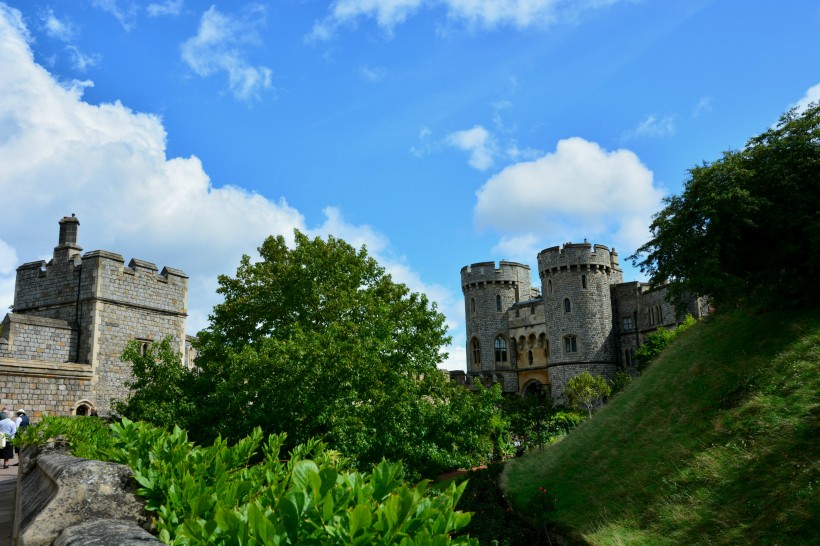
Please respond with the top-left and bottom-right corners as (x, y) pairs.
(13, 409), (30, 461)
(0, 412), (16, 469)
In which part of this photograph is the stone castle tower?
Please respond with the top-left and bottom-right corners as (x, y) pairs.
(0, 215), (189, 417)
(461, 241), (706, 399)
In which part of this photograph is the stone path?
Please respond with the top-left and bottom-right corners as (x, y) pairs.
(0, 451), (19, 546)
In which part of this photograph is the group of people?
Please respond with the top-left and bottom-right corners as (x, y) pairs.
(0, 407), (30, 469)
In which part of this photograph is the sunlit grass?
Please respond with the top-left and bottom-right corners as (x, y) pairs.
(502, 308), (820, 545)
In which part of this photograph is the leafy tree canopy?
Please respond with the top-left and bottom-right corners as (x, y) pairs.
(631, 104), (820, 310)
(565, 371), (611, 418)
(119, 231), (505, 479)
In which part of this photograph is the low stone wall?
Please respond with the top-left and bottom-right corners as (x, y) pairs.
(14, 442), (161, 546)
(0, 357), (93, 418)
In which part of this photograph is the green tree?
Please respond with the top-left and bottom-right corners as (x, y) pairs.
(631, 104), (820, 310)
(118, 231), (504, 479)
(113, 337), (197, 428)
(565, 371), (611, 418)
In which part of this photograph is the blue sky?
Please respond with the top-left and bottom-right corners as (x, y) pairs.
(0, 1), (818, 370)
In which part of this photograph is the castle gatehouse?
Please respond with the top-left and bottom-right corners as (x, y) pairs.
(461, 242), (707, 399)
(0, 215), (192, 417)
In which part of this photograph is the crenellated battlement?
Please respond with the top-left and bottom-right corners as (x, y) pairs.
(461, 260), (531, 291)
(537, 241), (620, 278)
(14, 249), (187, 315)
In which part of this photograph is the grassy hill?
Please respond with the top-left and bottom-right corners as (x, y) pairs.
(501, 308), (819, 545)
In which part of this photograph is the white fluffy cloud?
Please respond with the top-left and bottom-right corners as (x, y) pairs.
(474, 136), (664, 253)
(40, 7), (76, 41)
(791, 83), (820, 113)
(0, 5), (465, 369)
(181, 5), (273, 101)
(309, 0), (622, 40)
(446, 125), (496, 170)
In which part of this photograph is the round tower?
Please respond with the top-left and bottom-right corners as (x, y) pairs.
(461, 261), (531, 387)
(537, 242), (621, 399)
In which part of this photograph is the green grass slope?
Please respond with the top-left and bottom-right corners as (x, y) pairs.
(501, 309), (819, 545)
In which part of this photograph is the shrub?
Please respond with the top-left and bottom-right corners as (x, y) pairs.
(634, 314), (697, 372)
(20, 417), (478, 545)
(609, 370), (633, 396)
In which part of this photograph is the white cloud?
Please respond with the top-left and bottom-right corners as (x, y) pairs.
(446, 125), (497, 170)
(40, 8), (76, 42)
(359, 65), (386, 82)
(309, 0), (622, 40)
(147, 0), (184, 17)
(66, 45), (100, 72)
(181, 5), (273, 101)
(474, 137), (664, 253)
(790, 83), (820, 113)
(91, 0), (138, 31)
(490, 234), (540, 264)
(693, 96), (713, 117)
(621, 114), (677, 141)
(0, 6), (465, 368)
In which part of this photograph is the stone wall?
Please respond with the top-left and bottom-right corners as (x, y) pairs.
(547, 362), (617, 401)
(0, 358), (93, 418)
(14, 443), (161, 545)
(0, 314), (75, 363)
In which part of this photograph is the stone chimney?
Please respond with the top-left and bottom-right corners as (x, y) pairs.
(54, 214), (83, 261)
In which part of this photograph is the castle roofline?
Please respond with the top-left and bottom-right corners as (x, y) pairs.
(460, 260), (530, 274)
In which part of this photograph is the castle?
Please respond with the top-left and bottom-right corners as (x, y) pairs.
(0, 216), (194, 418)
(457, 242), (707, 399)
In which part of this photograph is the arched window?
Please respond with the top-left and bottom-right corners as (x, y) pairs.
(471, 338), (481, 368)
(564, 298), (571, 313)
(470, 298), (476, 316)
(528, 350), (533, 366)
(494, 336), (508, 363)
(581, 274), (587, 289)
(563, 335), (578, 353)
(496, 294), (502, 312)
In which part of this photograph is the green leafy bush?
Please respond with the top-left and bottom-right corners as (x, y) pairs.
(21, 417), (478, 545)
(634, 314), (697, 372)
(609, 370), (633, 396)
(565, 372), (611, 418)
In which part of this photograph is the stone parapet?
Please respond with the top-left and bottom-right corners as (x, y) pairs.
(15, 445), (160, 546)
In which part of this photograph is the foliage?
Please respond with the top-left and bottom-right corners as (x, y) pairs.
(503, 308), (820, 545)
(634, 314), (697, 372)
(631, 104), (820, 310)
(113, 337), (197, 427)
(609, 370), (633, 396)
(529, 486), (557, 519)
(451, 463), (538, 546)
(21, 417), (478, 545)
(13, 414), (112, 458)
(116, 231), (503, 480)
(565, 372), (611, 418)
(501, 390), (585, 452)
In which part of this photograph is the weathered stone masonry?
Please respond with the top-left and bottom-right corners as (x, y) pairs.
(0, 215), (189, 417)
(462, 241), (706, 400)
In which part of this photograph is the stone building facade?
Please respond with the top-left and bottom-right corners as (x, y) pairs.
(462, 242), (707, 400)
(0, 215), (190, 418)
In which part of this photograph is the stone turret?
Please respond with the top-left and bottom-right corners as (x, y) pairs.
(537, 242), (621, 399)
(461, 261), (531, 392)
